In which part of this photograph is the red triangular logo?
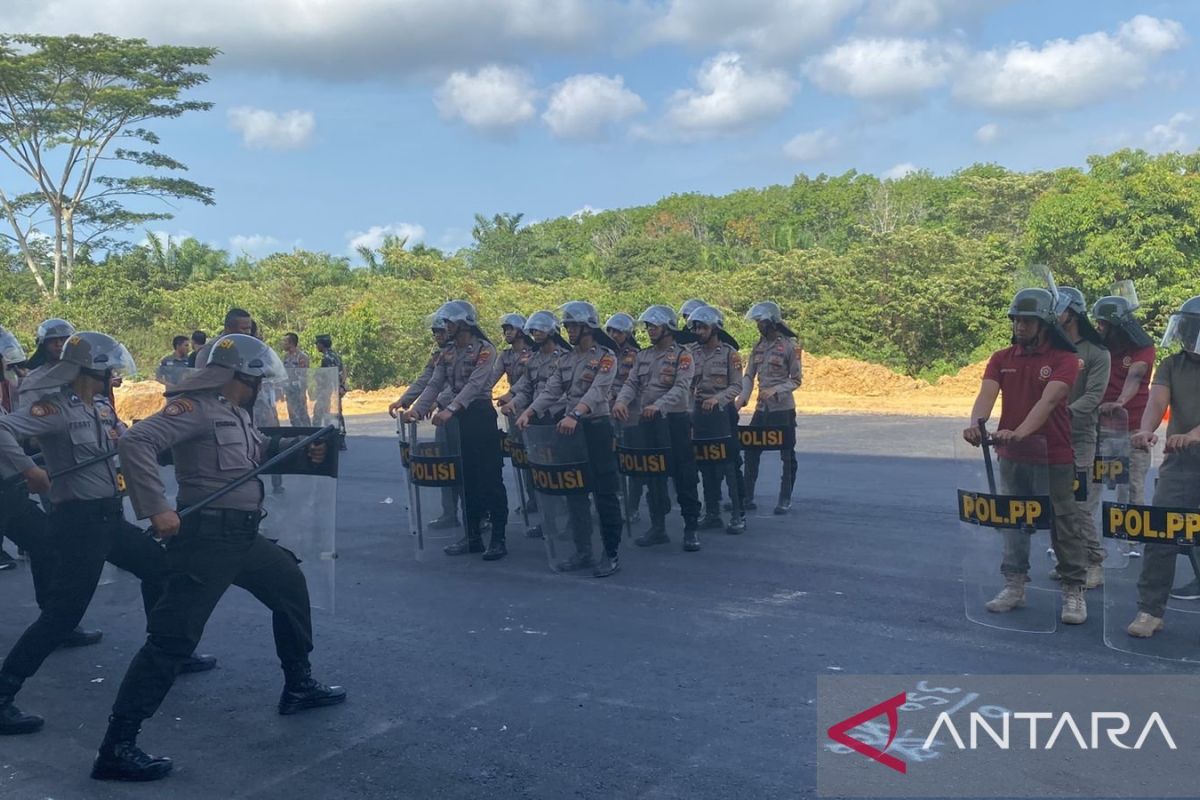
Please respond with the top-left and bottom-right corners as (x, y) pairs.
(827, 691), (908, 774)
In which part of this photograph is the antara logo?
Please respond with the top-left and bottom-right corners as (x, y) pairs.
(827, 692), (908, 774)
(922, 711), (1177, 752)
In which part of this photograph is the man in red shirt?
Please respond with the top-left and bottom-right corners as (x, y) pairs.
(963, 288), (1090, 624)
(1092, 295), (1156, 509)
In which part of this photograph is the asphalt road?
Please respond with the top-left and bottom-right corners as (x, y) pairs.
(0, 413), (1192, 800)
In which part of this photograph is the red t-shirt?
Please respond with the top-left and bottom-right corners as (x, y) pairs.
(1103, 342), (1155, 430)
(983, 342), (1080, 465)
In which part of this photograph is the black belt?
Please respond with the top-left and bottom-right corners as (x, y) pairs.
(189, 508), (262, 530)
(53, 497), (124, 517)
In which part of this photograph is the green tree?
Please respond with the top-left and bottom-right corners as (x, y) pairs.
(0, 34), (218, 297)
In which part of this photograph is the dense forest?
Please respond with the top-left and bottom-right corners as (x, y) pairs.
(3, 148), (1199, 391)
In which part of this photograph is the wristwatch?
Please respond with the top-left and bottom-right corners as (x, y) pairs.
(569, 410), (584, 421)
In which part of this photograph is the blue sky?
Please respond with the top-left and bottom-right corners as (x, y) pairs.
(2, 0), (1198, 260)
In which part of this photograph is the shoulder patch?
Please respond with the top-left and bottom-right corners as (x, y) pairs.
(679, 353), (693, 369)
(29, 401), (58, 418)
(600, 354), (615, 373)
(163, 398), (195, 417)
(732, 352), (743, 369)
(476, 349), (493, 365)
(794, 345), (803, 359)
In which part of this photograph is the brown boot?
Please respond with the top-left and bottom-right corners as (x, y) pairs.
(1061, 585), (1087, 624)
(985, 578), (1026, 613)
(1126, 612), (1164, 638)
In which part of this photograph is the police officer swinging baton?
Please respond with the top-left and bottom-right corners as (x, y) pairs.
(175, 424), (338, 520)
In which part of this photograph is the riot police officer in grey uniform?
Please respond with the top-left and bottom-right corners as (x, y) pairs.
(0, 333), (215, 738)
(93, 334), (343, 782)
(17, 318), (76, 410)
(613, 305), (703, 551)
(518, 302), (624, 576)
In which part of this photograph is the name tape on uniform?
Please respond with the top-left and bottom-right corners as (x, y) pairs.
(1091, 456), (1129, 485)
(529, 463), (590, 495)
(616, 446), (671, 477)
(693, 437), (732, 463)
(1103, 502), (1200, 545)
(737, 426), (789, 451)
(957, 490), (1053, 530)
(409, 455), (461, 487)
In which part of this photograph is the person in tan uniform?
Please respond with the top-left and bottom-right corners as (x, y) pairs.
(501, 312), (570, 421)
(613, 305), (703, 551)
(404, 301), (508, 560)
(687, 305), (746, 534)
(605, 312), (644, 521)
(738, 301), (802, 515)
(492, 314), (534, 395)
(518, 302), (623, 576)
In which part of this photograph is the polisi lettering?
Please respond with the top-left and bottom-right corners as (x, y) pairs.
(411, 459), (457, 484)
(531, 467), (586, 492)
(619, 451), (667, 474)
(740, 428), (784, 448)
(694, 442), (728, 462)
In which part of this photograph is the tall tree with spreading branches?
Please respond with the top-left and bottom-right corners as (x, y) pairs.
(0, 34), (218, 297)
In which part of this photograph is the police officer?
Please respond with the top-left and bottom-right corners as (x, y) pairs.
(0, 328), (101, 644)
(192, 308), (252, 366)
(1051, 288), (1110, 589)
(18, 318), (75, 409)
(492, 313), (534, 395)
(613, 305), (703, 551)
(280, 332), (312, 426)
(738, 301), (802, 514)
(679, 299), (707, 326)
(1126, 297), (1200, 637)
(517, 302), (623, 576)
(688, 306), (747, 535)
(0, 333), (216, 738)
(390, 318), (461, 529)
(606, 312), (644, 521)
(93, 334), (343, 782)
(501, 311), (570, 421)
(314, 334), (348, 450)
(1092, 294), (1156, 512)
(963, 288), (1090, 625)
(404, 301), (509, 560)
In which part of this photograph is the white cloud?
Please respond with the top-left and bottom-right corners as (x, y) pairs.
(953, 15), (1186, 113)
(663, 52), (796, 136)
(346, 223), (426, 252)
(646, 0), (860, 60)
(227, 107), (315, 150)
(229, 234), (284, 255)
(859, 0), (1010, 33)
(805, 38), (960, 100)
(435, 65), (537, 133)
(882, 162), (917, 179)
(569, 205), (604, 219)
(0, 0), (602, 80)
(783, 128), (838, 160)
(975, 122), (999, 143)
(542, 74), (645, 140)
(1146, 112), (1194, 152)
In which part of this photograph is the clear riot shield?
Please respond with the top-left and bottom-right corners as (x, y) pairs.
(406, 418), (465, 560)
(273, 366), (339, 428)
(154, 364), (193, 388)
(1103, 449), (1200, 663)
(693, 406), (741, 518)
(257, 426), (339, 613)
(957, 432), (1057, 633)
(522, 424), (603, 573)
(500, 415), (534, 534)
(1095, 410), (1132, 568)
(616, 419), (672, 534)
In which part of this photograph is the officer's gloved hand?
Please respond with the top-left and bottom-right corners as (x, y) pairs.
(308, 441), (327, 464)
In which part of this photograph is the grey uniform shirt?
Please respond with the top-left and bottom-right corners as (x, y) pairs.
(692, 341), (743, 407)
(1067, 339), (1110, 447)
(119, 390), (266, 519)
(492, 345), (533, 390)
(609, 342), (639, 404)
(615, 342), (696, 415)
(413, 336), (499, 416)
(0, 388), (124, 503)
(532, 343), (616, 419)
(399, 345), (449, 407)
(742, 335), (802, 412)
(16, 364), (55, 411)
(511, 346), (567, 416)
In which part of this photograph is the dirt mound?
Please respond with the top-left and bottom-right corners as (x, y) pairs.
(114, 356), (988, 422)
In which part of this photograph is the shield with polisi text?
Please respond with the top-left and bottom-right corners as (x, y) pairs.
(522, 424), (604, 574)
(405, 418), (465, 561)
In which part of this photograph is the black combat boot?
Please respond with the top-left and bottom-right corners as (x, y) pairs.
(482, 525), (507, 561)
(699, 509), (724, 529)
(278, 663), (347, 716)
(726, 514), (747, 535)
(0, 673), (42, 735)
(90, 716), (172, 781)
(178, 653), (218, 675)
(635, 518), (670, 547)
(58, 625), (103, 649)
(444, 531), (485, 556)
(592, 552), (620, 578)
(682, 520), (701, 552)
